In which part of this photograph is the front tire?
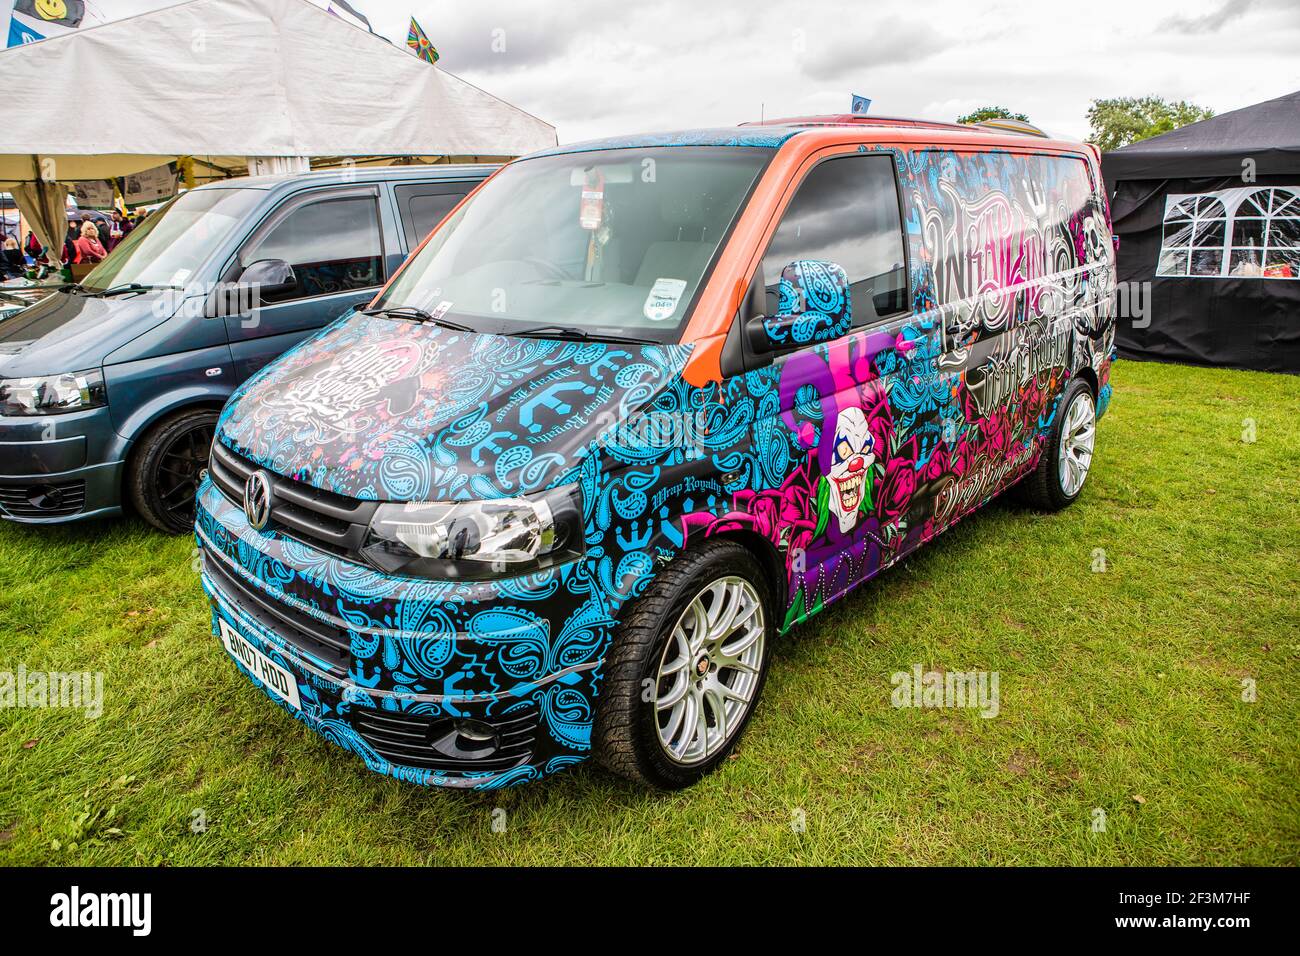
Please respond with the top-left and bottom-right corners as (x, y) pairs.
(1015, 378), (1096, 511)
(128, 408), (219, 534)
(594, 540), (775, 790)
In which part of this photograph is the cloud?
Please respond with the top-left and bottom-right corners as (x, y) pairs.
(388, 0), (762, 75)
(796, 20), (952, 81)
(1158, 0), (1259, 34)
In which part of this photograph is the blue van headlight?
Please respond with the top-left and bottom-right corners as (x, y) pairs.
(360, 483), (584, 580)
(0, 370), (107, 416)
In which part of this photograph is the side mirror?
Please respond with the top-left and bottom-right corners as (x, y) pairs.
(204, 258), (297, 318)
(745, 259), (851, 353)
(238, 258), (297, 297)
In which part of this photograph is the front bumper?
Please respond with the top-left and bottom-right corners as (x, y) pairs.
(0, 407), (125, 522)
(195, 479), (611, 788)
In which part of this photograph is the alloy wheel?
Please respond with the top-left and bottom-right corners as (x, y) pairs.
(653, 576), (766, 766)
(157, 423), (215, 527)
(1057, 390), (1096, 497)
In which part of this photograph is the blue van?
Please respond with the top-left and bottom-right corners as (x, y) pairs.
(0, 165), (492, 532)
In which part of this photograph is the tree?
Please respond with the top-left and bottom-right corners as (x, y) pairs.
(957, 106), (1030, 125)
(1086, 96), (1215, 152)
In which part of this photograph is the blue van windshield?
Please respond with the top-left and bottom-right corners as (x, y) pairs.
(80, 186), (262, 292)
(374, 146), (770, 342)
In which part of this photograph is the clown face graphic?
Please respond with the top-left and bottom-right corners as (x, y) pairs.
(828, 406), (875, 533)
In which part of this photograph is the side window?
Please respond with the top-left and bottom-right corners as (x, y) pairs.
(242, 195), (383, 303)
(761, 154), (908, 326)
(1157, 195), (1227, 277)
(1229, 188), (1299, 278)
(394, 184), (471, 249)
(1157, 187), (1300, 279)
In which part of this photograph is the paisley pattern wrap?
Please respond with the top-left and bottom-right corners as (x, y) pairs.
(198, 140), (1116, 788)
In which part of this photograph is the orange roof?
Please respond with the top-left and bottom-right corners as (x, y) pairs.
(741, 113), (976, 133)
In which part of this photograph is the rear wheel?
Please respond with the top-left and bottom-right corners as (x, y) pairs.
(1015, 378), (1096, 511)
(128, 408), (218, 534)
(594, 540), (775, 789)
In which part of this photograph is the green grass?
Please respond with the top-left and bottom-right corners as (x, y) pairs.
(1, 359), (1298, 865)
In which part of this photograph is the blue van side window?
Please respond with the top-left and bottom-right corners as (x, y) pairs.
(246, 196), (384, 302)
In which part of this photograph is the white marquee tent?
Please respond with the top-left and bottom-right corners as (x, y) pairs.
(1, 0), (556, 263)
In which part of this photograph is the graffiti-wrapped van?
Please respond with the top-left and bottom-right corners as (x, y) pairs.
(197, 117), (1116, 789)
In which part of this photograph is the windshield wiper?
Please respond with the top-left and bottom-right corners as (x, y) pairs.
(512, 325), (657, 346)
(362, 306), (474, 333)
(85, 283), (176, 298)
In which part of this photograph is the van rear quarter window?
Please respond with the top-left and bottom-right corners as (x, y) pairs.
(394, 184), (467, 249)
(901, 149), (1107, 317)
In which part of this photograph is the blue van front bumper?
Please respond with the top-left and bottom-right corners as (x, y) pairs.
(194, 479), (608, 789)
(0, 407), (126, 523)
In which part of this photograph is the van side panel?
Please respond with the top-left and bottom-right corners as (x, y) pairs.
(682, 143), (1116, 631)
(905, 147), (1115, 511)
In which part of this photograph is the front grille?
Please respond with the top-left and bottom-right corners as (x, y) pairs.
(0, 479), (86, 518)
(209, 441), (377, 556)
(351, 705), (539, 772)
(205, 551), (350, 676)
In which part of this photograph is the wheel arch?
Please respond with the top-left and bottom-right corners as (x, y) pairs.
(686, 528), (787, 616)
(122, 390), (227, 449)
(1073, 363), (1099, 400)
(119, 394), (229, 506)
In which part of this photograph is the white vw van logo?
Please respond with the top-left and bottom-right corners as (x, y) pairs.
(243, 471), (273, 531)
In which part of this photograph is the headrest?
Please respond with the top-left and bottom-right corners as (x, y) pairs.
(659, 193), (706, 228)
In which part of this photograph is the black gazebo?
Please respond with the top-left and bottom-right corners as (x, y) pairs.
(1102, 90), (1300, 374)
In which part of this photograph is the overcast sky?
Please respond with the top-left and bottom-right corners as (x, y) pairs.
(91, 0), (1300, 142)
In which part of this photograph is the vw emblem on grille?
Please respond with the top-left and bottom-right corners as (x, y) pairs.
(243, 471), (273, 531)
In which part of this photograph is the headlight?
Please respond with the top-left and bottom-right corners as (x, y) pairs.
(361, 483), (584, 580)
(0, 369), (107, 416)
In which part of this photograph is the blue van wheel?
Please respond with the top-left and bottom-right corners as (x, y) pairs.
(127, 408), (219, 534)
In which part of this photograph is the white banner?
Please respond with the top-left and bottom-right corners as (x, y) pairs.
(71, 179), (116, 210)
(121, 163), (178, 206)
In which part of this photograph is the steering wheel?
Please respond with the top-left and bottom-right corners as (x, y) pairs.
(507, 257), (570, 282)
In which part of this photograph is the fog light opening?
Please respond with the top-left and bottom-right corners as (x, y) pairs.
(27, 485), (64, 511)
(455, 719), (499, 746)
(429, 718), (502, 761)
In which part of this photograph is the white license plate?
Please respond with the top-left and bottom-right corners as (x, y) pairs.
(218, 617), (301, 711)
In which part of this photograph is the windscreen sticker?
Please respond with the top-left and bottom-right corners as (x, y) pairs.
(169, 268), (192, 286)
(429, 300), (453, 320)
(579, 170), (605, 231)
(643, 278), (687, 321)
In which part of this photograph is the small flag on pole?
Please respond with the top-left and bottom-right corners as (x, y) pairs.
(328, 1), (375, 35)
(851, 94), (871, 115)
(16, 0), (85, 29)
(9, 0), (86, 47)
(407, 17), (439, 65)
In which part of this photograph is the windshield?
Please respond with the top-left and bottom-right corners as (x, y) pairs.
(80, 187), (263, 292)
(374, 146), (770, 341)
